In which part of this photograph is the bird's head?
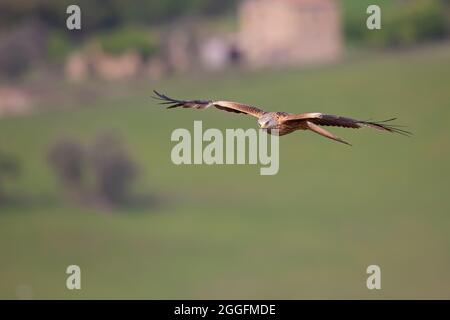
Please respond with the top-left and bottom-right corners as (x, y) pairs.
(258, 115), (277, 129)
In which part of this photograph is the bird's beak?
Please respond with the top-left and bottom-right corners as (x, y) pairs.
(259, 122), (266, 129)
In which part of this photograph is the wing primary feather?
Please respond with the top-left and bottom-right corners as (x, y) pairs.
(154, 90), (265, 117)
(152, 90), (211, 109)
(359, 119), (412, 136)
(308, 115), (413, 137)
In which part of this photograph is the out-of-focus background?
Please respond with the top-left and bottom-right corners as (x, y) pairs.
(0, 0), (449, 299)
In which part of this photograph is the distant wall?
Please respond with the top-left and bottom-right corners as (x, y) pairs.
(238, 0), (343, 67)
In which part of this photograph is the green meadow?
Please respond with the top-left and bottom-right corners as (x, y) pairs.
(1, 44), (449, 299)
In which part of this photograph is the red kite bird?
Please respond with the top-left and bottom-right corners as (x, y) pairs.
(153, 90), (411, 146)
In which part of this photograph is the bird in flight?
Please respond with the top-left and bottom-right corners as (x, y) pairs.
(153, 90), (411, 146)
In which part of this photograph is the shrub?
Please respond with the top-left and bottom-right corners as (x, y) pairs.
(90, 134), (138, 206)
(0, 151), (20, 203)
(48, 134), (140, 209)
(343, 0), (449, 47)
(47, 31), (74, 63)
(93, 27), (158, 58)
(47, 139), (85, 200)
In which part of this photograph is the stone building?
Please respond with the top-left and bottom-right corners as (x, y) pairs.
(238, 0), (343, 67)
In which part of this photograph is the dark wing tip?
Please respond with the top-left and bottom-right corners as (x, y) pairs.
(342, 140), (353, 146)
(152, 90), (175, 101)
(361, 118), (413, 137)
(151, 90), (188, 109)
(151, 89), (162, 99)
(151, 90), (213, 111)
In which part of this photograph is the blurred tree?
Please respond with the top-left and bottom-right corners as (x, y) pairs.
(48, 134), (140, 210)
(343, 0), (450, 47)
(0, 151), (20, 204)
(47, 138), (86, 203)
(47, 30), (74, 62)
(90, 133), (138, 208)
(0, 0), (238, 32)
(92, 26), (158, 58)
(0, 20), (47, 79)
(0, 0), (238, 72)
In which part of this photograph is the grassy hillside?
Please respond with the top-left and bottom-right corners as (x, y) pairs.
(1, 44), (450, 299)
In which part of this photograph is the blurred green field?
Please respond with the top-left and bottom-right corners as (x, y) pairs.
(1, 44), (450, 299)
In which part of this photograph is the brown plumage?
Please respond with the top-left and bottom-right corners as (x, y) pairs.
(153, 90), (411, 146)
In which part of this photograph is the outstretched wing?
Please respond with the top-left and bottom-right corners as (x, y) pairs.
(153, 90), (265, 118)
(282, 113), (411, 135)
(280, 113), (411, 145)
